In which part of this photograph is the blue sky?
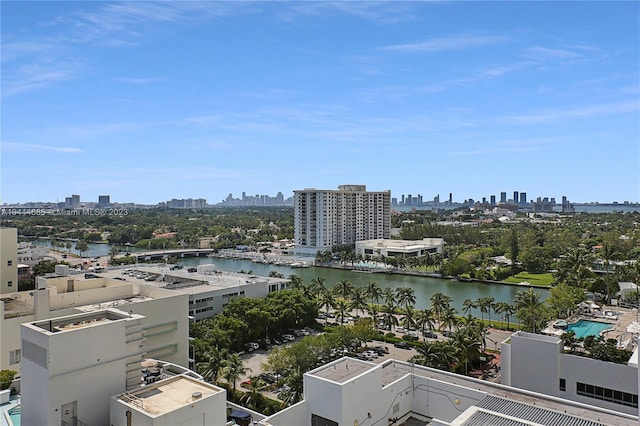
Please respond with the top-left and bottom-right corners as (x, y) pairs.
(2, 1), (639, 205)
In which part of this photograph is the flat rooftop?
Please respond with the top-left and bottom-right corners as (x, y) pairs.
(120, 375), (223, 417)
(101, 265), (288, 295)
(30, 309), (130, 333)
(310, 358), (373, 384)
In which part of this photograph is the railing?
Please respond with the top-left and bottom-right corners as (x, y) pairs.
(119, 392), (144, 409)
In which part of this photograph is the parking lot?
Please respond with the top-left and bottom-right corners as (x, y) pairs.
(237, 335), (417, 400)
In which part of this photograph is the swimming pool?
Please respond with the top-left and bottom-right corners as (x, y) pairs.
(566, 320), (613, 339)
(8, 405), (20, 426)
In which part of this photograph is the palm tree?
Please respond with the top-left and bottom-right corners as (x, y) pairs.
(334, 299), (349, 325)
(430, 292), (452, 324)
(381, 302), (399, 331)
(365, 281), (382, 306)
(396, 287), (416, 329)
(415, 341), (458, 371)
(350, 287), (368, 318)
(319, 289), (335, 326)
(382, 287), (396, 305)
(514, 288), (545, 333)
(196, 346), (227, 384)
(333, 280), (354, 302)
(368, 304), (381, 331)
(415, 309), (436, 337)
(239, 376), (267, 410)
(440, 307), (459, 333)
(221, 352), (250, 391)
(451, 327), (482, 375)
(476, 297), (490, 324)
(462, 298), (476, 316)
(310, 277), (327, 300)
(502, 303), (516, 330)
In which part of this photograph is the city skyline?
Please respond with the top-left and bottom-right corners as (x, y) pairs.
(2, 2), (639, 204)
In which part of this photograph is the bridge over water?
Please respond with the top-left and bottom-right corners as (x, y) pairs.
(123, 248), (216, 261)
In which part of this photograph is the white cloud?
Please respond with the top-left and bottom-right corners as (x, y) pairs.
(380, 34), (508, 53)
(3, 142), (82, 153)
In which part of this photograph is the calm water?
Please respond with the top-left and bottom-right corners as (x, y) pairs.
(178, 256), (549, 313)
(566, 320), (613, 339)
(30, 239), (549, 313)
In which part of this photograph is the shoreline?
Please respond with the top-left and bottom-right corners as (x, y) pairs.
(314, 262), (551, 289)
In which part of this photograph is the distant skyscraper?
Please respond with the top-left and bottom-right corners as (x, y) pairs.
(482, 197), (487, 204)
(434, 195), (440, 206)
(513, 191), (519, 204)
(490, 195), (496, 205)
(98, 195), (110, 208)
(500, 192), (507, 203)
(519, 192), (527, 205)
(449, 193), (453, 205)
(71, 194), (80, 205)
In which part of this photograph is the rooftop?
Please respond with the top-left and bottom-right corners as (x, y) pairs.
(100, 265), (288, 295)
(29, 309), (133, 333)
(310, 358), (373, 384)
(118, 375), (223, 417)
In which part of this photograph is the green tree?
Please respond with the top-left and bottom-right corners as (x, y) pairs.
(221, 352), (250, 391)
(547, 282), (586, 319)
(349, 287), (368, 318)
(514, 288), (549, 333)
(0, 370), (17, 391)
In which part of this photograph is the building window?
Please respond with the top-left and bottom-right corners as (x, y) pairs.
(7, 281), (12, 287)
(576, 381), (638, 408)
(559, 378), (566, 391)
(7, 260), (12, 266)
(9, 349), (21, 365)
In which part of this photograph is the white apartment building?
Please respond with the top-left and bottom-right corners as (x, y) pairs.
(0, 273), (188, 374)
(355, 238), (445, 259)
(501, 331), (639, 416)
(260, 357), (637, 426)
(21, 309), (147, 426)
(0, 227), (18, 294)
(104, 264), (290, 320)
(294, 185), (390, 256)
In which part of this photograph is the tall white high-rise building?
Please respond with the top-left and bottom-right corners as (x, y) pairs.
(294, 185), (390, 256)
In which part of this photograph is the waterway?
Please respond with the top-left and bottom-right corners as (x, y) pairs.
(29, 240), (549, 313)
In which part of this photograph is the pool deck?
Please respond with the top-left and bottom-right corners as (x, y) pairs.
(544, 306), (639, 348)
(0, 397), (19, 426)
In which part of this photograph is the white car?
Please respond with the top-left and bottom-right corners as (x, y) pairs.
(282, 334), (295, 341)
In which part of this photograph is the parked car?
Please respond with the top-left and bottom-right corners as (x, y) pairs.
(282, 334), (295, 341)
(423, 331), (438, 339)
(442, 330), (454, 337)
(246, 342), (259, 350)
(394, 341), (411, 349)
(395, 326), (406, 333)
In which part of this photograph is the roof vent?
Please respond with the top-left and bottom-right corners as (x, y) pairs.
(192, 392), (202, 400)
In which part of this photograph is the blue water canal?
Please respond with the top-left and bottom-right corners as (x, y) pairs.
(30, 240), (549, 315)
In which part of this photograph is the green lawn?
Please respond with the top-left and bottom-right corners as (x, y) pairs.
(503, 272), (554, 287)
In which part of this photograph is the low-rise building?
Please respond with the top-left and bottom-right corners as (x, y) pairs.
(355, 238), (445, 259)
(260, 357), (637, 425)
(21, 309), (147, 426)
(1, 273), (188, 374)
(501, 331), (639, 416)
(104, 264), (290, 320)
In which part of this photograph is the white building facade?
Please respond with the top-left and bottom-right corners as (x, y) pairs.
(21, 309), (147, 426)
(355, 238), (445, 259)
(0, 227), (18, 294)
(294, 185), (390, 256)
(260, 357), (637, 426)
(0, 275), (188, 373)
(501, 331), (639, 416)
